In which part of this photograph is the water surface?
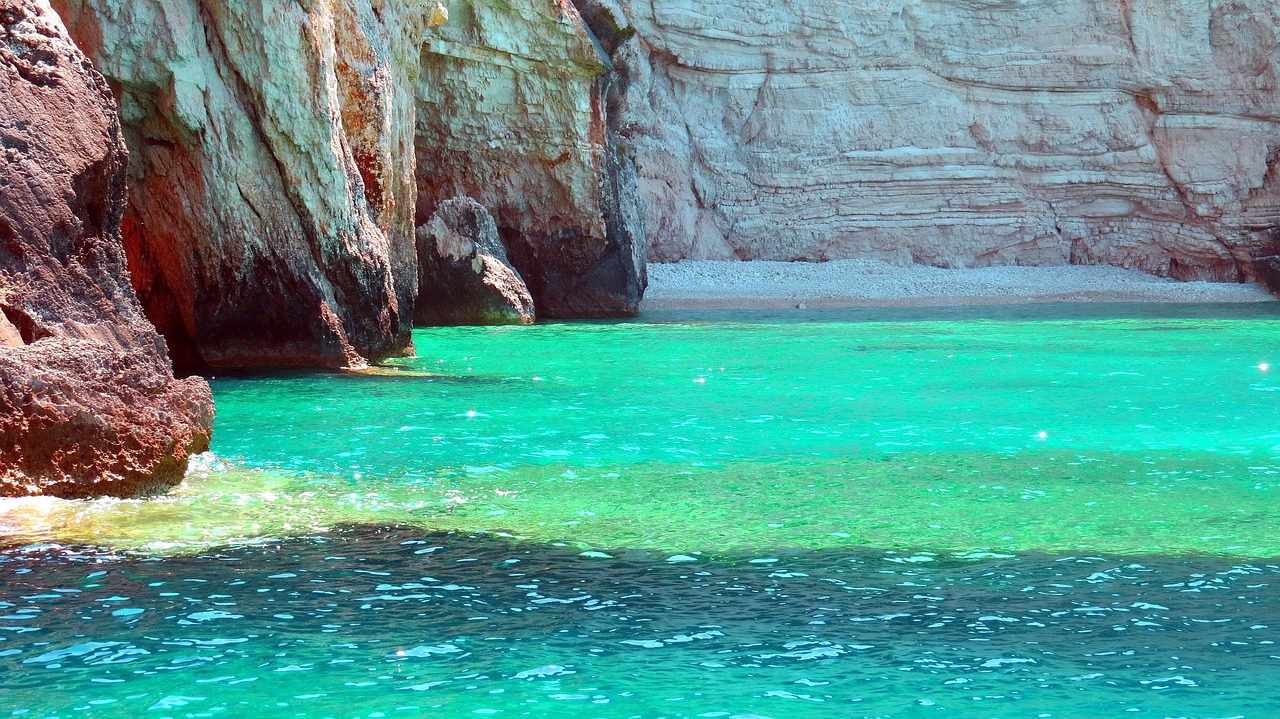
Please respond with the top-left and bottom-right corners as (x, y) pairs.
(2, 303), (1278, 717)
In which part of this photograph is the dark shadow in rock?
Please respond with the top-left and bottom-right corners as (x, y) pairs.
(414, 197), (536, 326)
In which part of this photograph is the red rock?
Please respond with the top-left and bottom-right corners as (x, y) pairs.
(0, 0), (213, 498)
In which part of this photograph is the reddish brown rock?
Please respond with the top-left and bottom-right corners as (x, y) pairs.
(0, 0), (213, 498)
(52, 0), (645, 340)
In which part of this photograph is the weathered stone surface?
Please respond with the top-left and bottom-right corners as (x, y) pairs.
(415, 196), (536, 326)
(1, 0), (213, 498)
(414, 0), (646, 317)
(613, 0), (1280, 281)
(1254, 226), (1280, 296)
(53, 0), (429, 367)
(1256, 256), (1280, 296)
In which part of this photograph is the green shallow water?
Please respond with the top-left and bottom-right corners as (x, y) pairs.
(5, 303), (1279, 557)
(3, 302), (1280, 718)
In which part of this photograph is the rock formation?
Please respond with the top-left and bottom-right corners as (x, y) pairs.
(414, 0), (646, 317)
(415, 196), (536, 326)
(1256, 257), (1280, 295)
(50, 0), (646, 353)
(52, 0), (430, 367)
(1254, 227), (1280, 295)
(609, 0), (1280, 282)
(1, 0), (213, 498)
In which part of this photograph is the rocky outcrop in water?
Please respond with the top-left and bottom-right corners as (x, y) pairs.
(1256, 257), (1280, 296)
(610, 0), (1280, 282)
(415, 0), (646, 317)
(415, 196), (536, 326)
(53, 0), (429, 367)
(1254, 232), (1280, 296)
(50, 0), (645, 358)
(1, 0), (213, 498)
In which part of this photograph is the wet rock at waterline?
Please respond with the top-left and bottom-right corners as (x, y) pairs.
(415, 197), (536, 326)
(1254, 227), (1280, 297)
(1255, 255), (1280, 297)
(0, 0), (213, 498)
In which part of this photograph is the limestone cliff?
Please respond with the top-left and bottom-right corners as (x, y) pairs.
(1, 0), (213, 498)
(53, 0), (428, 367)
(611, 0), (1280, 281)
(415, 0), (646, 317)
(50, 0), (645, 358)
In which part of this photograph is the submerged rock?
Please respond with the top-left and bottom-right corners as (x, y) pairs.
(0, 1), (213, 498)
(415, 197), (536, 326)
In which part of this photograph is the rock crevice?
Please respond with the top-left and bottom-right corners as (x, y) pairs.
(413, 0), (646, 318)
(53, 0), (428, 368)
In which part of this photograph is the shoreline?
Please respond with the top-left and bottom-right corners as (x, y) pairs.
(641, 260), (1276, 311)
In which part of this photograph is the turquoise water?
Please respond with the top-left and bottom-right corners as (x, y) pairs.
(2, 303), (1279, 717)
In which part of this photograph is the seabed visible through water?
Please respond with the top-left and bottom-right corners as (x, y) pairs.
(2, 303), (1279, 717)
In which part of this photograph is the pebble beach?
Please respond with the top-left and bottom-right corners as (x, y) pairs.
(642, 260), (1276, 310)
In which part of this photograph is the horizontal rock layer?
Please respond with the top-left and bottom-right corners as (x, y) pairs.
(1, 0), (213, 498)
(614, 0), (1280, 280)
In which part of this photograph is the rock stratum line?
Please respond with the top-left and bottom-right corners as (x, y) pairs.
(612, 0), (1280, 279)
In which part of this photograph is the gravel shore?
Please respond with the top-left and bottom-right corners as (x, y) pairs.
(641, 260), (1275, 310)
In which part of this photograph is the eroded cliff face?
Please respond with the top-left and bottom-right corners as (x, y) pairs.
(1, 0), (213, 498)
(415, 0), (646, 317)
(612, 0), (1280, 280)
(53, 0), (644, 349)
(53, 0), (429, 367)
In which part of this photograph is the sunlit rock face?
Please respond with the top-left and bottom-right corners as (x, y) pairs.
(56, 0), (645, 339)
(414, 0), (646, 317)
(53, 0), (428, 367)
(1, 0), (214, 498)
(612, 0), (1280, 281)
